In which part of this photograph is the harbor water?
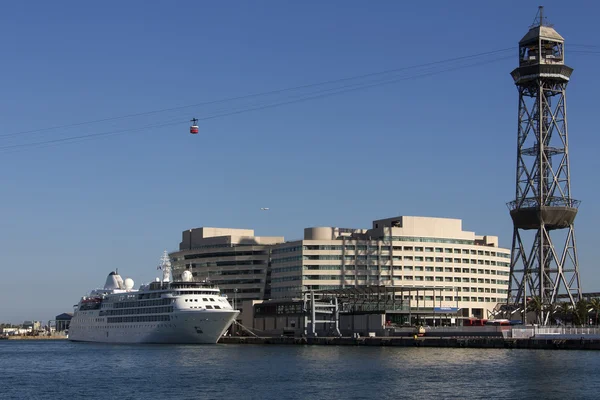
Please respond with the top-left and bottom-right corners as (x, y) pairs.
(1, 340), (599, 400)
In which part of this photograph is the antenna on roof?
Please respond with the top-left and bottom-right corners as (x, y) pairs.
(531, 5), (552, 28)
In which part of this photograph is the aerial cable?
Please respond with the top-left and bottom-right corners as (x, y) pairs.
(0, 54), (512, 154)
(570, 50), (600, 54)
(194, 55), (513, 123)
(570, 44), (600, 48)
(0, 47), (515, 139)
(0, 118), (184, 153)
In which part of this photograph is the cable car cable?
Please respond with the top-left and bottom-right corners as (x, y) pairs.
(0, 54), (512, 154)
(0, 47), (515, 139)
(10, 48), (600, 153)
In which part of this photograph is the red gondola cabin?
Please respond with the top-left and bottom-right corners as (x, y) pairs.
(190, 118), (199, 134)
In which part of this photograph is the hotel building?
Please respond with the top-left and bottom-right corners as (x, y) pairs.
(170, 228), (284, 311)
(171, 216), (510, 319)
(270, 216), (510, 319)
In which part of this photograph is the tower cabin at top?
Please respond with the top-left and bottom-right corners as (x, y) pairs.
(519, 24), (564, 67)
(512, 7), (572, 86)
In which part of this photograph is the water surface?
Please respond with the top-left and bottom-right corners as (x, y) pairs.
(0, 340), (597, 399)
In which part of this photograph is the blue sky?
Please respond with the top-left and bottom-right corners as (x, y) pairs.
(1, 1), (599, 323)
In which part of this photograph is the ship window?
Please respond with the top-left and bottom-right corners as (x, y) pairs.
(206, 305), (213, 309)
(195, 299), (198, 302)
(210, 298), (215, 302)
(214, 306), (221, 309)
(203, 298), (208, 301)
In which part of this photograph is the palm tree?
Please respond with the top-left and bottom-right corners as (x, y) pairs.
(526, 296), (543, 325)
(558, 302), (571, 326)
(589, 298), (600, 326)
(573, 299), (590, 326)
(544, 302), (558, 326)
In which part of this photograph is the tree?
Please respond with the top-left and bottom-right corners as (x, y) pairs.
(573, 299), (590, 326)
(558, 302), (572, 326)
(544, 302), (558, 325)
(526, 296), (543, 325)
(589, 298), (600, 326)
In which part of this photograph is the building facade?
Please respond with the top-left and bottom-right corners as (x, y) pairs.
(270, 216), (510, 319)
(169, 217), (510, 320)
(170, 228), (284, 315)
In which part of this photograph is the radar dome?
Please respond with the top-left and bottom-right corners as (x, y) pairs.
(182, 270), (193, 282)
(124, 278), (134, 290)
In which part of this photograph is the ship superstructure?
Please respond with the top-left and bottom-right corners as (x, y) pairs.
(68, 251), (239, 344)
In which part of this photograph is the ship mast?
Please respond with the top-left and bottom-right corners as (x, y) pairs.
(159, 250), (172, 283)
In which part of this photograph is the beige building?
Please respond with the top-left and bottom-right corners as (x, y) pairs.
(170, 228), (284, 316)
(170, 217), (510, 320)
(270, 216), (510, 319)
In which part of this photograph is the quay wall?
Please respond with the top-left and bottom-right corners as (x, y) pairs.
(2, 335), (67, 340)
(219, 336), (600, 350)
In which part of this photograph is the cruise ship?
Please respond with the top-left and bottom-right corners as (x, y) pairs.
(68, 251), (239, 344)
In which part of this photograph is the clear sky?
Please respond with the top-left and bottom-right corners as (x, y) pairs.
(1, 1), (599, 323)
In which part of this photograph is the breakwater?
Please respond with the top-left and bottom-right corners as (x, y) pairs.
(219, 335), (600, 350)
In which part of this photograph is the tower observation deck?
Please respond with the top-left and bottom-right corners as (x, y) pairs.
(506, 7), (582, 325)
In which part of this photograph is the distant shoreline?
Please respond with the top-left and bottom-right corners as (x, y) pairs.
(1, 335), (67, 340)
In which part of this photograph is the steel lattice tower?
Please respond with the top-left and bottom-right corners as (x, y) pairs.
(506, 7), (582, 325)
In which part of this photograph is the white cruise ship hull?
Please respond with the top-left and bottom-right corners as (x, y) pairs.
(69, 310), (239, 344)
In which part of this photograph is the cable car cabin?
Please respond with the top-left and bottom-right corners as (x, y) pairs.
(190, 118), (199, 134)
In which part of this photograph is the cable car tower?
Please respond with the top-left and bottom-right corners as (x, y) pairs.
(506, 7), (582, 325)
